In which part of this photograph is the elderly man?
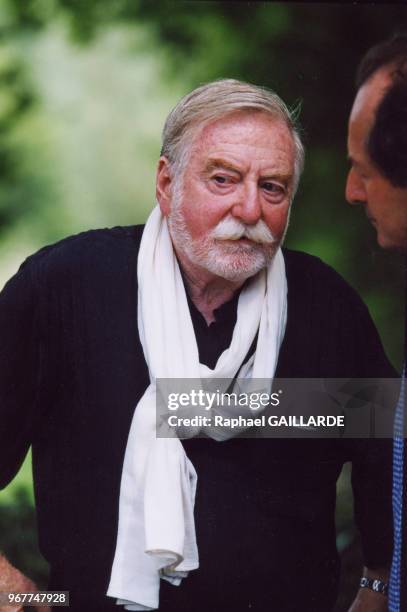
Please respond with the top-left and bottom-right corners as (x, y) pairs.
(0, 80), (395, 612)
(346, 34), (407, 612)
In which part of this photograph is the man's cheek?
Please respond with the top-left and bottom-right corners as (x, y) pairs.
(267, 211), (289, 239)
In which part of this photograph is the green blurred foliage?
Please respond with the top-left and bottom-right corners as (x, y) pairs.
(0, 487), (49, 587)
(0, 43), (35, 233)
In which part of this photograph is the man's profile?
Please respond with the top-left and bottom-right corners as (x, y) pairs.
(346, 33), (407, 612)
(0, 79), (396, 612)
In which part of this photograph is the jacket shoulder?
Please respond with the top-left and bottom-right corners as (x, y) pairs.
(19, 225), (144, 283)
(282, 247), (361, 298)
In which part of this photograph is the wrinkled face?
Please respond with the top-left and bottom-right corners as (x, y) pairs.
(157, 111), (296, 282)
(346, 67), (407, 250)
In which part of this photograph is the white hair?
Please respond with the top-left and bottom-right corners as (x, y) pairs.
(161, 78), (305, 196)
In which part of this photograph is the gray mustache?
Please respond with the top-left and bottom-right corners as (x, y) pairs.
(211, 218), (276, 244)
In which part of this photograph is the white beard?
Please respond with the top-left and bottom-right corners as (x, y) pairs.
(167, 202), (282, 283)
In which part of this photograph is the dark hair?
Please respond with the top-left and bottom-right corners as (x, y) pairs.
(356, 33), (407, 89)
(356, 33), (407, 188)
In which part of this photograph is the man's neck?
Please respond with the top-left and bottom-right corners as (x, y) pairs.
(176, 250), (244, 326)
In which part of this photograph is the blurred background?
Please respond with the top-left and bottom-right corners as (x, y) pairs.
(0, 1), (405, 610)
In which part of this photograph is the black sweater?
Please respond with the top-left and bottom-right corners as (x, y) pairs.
(0, 225), (395, 612)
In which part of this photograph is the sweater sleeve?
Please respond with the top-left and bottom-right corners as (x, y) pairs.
(347, 293), (395, 569)
(281, 250), (396, 568)
(350, 437), (393, 568)
(0, 258), (42, 489)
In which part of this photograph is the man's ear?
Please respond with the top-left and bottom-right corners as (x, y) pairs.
(156, 157), (173, 216)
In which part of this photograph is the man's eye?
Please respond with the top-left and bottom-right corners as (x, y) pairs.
(262, 182), (284, 194)
(213, 175), (229, 185)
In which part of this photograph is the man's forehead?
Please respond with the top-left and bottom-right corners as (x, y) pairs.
(350, 66), (394, 127)
(190, 111), (295, 161)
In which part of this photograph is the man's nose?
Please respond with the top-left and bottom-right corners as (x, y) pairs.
(231, 183), (262, 224)
(345, 167), (367, 206)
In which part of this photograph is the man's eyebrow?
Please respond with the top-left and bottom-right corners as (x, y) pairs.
(261, 172), (292, 184)
(204, 158), (242, 174)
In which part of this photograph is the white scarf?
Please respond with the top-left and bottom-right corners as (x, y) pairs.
(107, 206), (287, 610)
